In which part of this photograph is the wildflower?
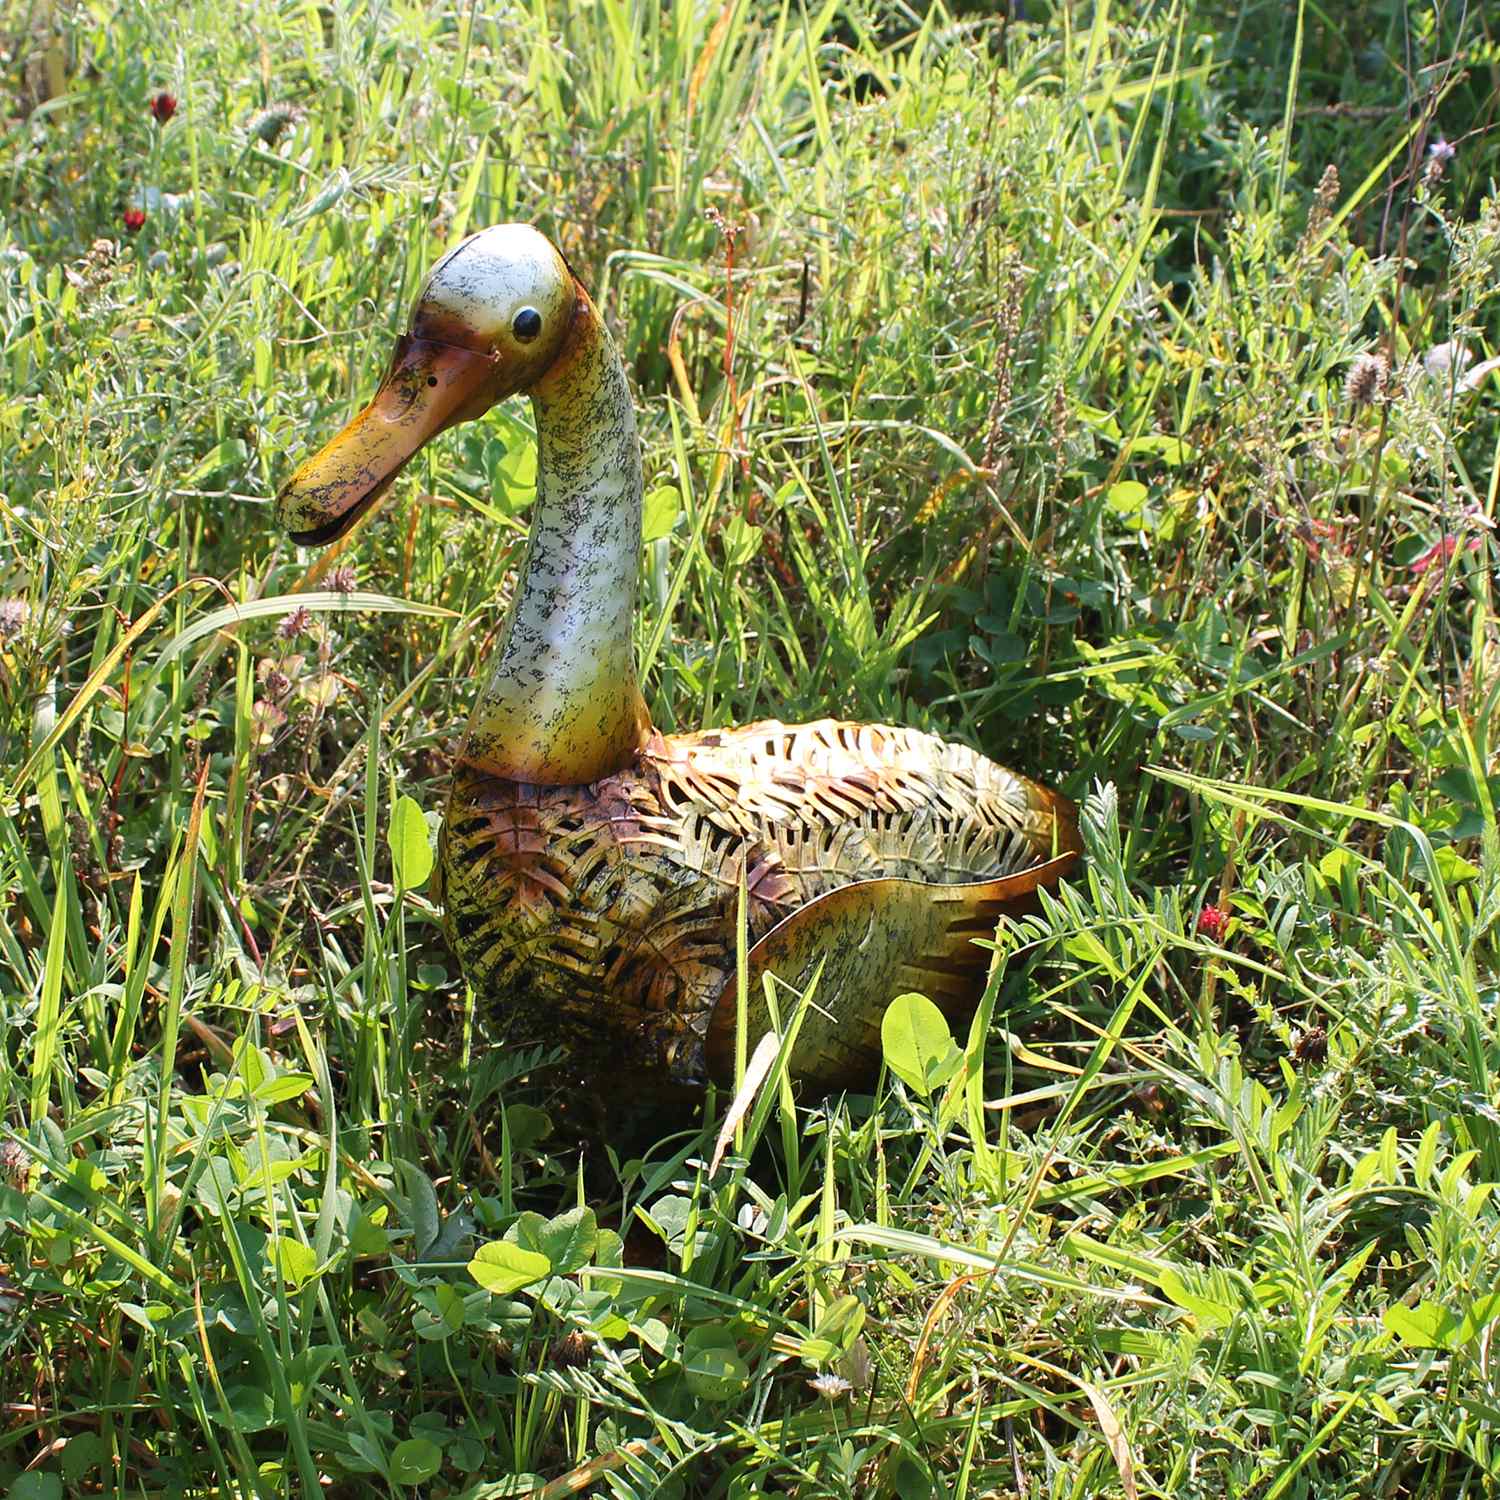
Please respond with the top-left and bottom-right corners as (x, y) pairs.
(327, 565), (358, 594)
(1409, 534), (1481, 579)
(122, 206), (146, 233)
(149, 91), (177, 124)
(0, 1138), (27, 1188)
(1343, 353), (1388, 407)
(1196, 905), (1229, 942)
(1423, 137), (1455, 189)
(807, 1372), (852, 1400)
(257, 654), (304, 701)
(278, 604), (312, 639)
(0, 598), (27, 640)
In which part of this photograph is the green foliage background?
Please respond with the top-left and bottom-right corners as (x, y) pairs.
(2, 0), (1500, 1495)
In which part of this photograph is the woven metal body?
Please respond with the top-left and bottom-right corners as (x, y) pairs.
(436, 717), (1079, 1084)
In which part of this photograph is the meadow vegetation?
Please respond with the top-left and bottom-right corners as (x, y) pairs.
(3, 0), (1500, 1494)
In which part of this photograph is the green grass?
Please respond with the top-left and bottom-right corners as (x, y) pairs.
(3, 0), (1500, 1494)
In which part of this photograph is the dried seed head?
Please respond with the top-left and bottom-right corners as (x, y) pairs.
(550, 1330), (592, 1367)
(1343, 353), (1388, 407)
(249, 102), (302, 146)
(1293, 1025), (1328, 1067)
(983, 255), (1027, 472)
(78, 239), (117, 287)
(1314, 163), (1340, 213)
(1301, 164), (1340, 248)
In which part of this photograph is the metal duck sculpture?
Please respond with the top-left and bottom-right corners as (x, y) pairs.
(276, 225), (1081, 1090)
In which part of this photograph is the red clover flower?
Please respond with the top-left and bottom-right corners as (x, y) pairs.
(1196, 905), (1229, 942)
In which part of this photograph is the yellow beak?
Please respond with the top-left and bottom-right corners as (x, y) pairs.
(275, 334), (502, 545)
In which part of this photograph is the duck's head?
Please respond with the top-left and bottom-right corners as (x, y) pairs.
(275, 223), (579, 545)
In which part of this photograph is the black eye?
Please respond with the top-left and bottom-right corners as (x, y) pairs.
(512, 307), (542, 342)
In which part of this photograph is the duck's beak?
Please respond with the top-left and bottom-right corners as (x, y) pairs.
(275, 334), (503, 546)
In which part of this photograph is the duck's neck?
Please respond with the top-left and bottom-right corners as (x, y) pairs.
(458, 292), (650, 784)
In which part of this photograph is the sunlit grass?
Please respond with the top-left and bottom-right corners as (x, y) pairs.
(3, 0), (1500, 1495)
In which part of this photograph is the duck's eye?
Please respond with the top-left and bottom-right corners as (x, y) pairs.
(512, 307), (543, 342)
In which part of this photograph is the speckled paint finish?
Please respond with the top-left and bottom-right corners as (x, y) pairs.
(456, 286), (650, 785)
(275, 223), (1084, 1089)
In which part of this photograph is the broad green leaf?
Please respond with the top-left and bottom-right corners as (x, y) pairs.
(274, 1238), (318, 1288)
(469, 1239), (551, 1295)
(505, 1103), (552, 1150)
(681, 1324), (750, 1401)
(539, 1206), (597, 1275)
(723, 514), (762, 568)
(498, 429), (538, 498)
(388, 795), (434, 890)
(396, 1161), (442, 1259)
(1434, 844), (1480, 882)
(642, 484), (681, 542)
(1455, 1291), (1500, 1346)
(881, 993), (962, 1097)
(10, 1475), (64, 1500)
(1122, 433), (1195, 465)
(1156, 1265), (1237, 1329)
(1384, 1301), (1461, 1350)
(1105, 480), (1148, 514)
(253, 1072), (316, 1106)
(214, 1384), (278, 1430)
(389, 1438), (443, 1485)
(413, 1281), (468, 1340)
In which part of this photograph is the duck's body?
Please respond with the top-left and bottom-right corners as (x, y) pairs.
(276, 224), (1080, 1090)
(436, 717), (1075, 1083)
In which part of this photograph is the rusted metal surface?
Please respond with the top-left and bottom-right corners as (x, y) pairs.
(276, 223), (1082, 1087)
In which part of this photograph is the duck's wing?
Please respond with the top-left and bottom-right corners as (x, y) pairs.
(644, 718), (1079, 894)
(701, 853), (1077, 1090)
